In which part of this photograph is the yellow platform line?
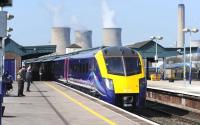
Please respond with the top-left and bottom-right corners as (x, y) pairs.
(45, 82), (117, 125)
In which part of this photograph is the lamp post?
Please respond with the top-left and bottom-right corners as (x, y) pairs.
(0, 2), (13, 124)
(150, 36), (163, 74)
(183, 28), (199, 84)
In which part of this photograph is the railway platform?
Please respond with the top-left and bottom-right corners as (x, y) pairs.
(147, 80), (200, 96)
(2, 81), (157, 125)
(147, 80), (200, 113)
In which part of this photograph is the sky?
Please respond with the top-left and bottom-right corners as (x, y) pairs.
(4, 0), (200, 47)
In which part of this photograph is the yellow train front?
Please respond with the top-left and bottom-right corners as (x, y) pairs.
(94, 47), (146, 108)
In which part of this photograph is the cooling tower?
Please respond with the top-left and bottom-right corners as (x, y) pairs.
(51, 27), (70, 54)
(75, 30), (92, 49)
(177, 4), (185, 48)
(103, 28), (122, 46)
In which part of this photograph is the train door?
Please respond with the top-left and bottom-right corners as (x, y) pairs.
(4, 59), (16, 80)
(64, 58), (69, 81)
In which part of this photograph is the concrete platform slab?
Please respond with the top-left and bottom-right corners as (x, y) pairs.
(147, 80), (200, 96)
(2, 81), (156, 125)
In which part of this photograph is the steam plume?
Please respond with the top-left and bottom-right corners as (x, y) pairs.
(70, 15), (87, 31)
(45, 0), (66, 27)
(102, 0), (117, 28)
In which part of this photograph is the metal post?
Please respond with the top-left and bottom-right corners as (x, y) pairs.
(0, 7), (3, 125)
(155, 40), (158, 74)
(189, 32), (192, 84)
(183, 28), (199, 84)
(150, 36), (163, 76)
(0, 2), (13, 123)
(2, 38), (5, 75)
(183, 40), (186, 84)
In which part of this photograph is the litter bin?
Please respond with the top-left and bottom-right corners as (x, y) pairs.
(169, 79), (174, 82)
(150, 74), (161, 81)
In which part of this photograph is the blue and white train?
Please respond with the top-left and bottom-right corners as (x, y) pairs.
(26, 46), (147, 109)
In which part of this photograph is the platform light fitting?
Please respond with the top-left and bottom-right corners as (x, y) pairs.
(7, 13), (14, 20)
(7, 27), (13, 32)
(7, 34), (11, 38)
(150, 36), (163, 40)
(183, 28), (199, 33)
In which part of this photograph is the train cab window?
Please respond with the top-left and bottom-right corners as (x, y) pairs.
(105, 57), (124, 75)
(124, 57), (141, 75)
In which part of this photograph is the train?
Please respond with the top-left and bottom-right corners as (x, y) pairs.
(25, 46), (147, 109)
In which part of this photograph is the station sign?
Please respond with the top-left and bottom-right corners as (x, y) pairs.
(0, 11), (7, 38)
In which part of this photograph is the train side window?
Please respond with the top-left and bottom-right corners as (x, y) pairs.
(78, 64), (81, 73)
(71, 65), (73, 72)
(85, 63), (89, 73)
(76, 64), (79, 73)
(80, 64), (82, 73)
(83, 63), (86, 73)
(81, 64), (84, 73)
(73, 64), (75, 72)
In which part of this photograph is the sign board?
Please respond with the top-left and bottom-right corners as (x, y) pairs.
(0, 0), (12, 7)
(0, 11), (7, 38)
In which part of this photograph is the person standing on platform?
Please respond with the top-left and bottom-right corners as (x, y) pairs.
(198, 70), (200, 80)
(39, 66), (43, 81)
(17, 66), (26, 97)
(26, 65), (32, 92)
(2, 72), (9, 96)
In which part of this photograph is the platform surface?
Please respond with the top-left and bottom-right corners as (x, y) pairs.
(2, 81), (156, 125)
(147, 80), (200, 96)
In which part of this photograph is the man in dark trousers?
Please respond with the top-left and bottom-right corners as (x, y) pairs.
(17, 66), (26, 96)
(26, 65), (32, 92)
(39, 66), (43, 81)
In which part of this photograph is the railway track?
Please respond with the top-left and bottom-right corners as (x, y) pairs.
(134, 101), (200, 125)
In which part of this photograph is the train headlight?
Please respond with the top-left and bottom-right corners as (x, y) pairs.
(103, 78), (113, 90)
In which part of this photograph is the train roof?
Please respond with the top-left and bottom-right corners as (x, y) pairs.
(102, 46), (138, 57)
(25, 46), (106, 63)
(25, 46), (139, 63)
(69, 47), (103, 59)
(54, 55), (69, 61)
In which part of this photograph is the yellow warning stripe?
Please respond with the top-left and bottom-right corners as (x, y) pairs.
(45, 82), (117, 125)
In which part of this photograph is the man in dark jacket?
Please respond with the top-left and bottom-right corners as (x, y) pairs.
(17, 66), (26, 96)
(26, 65), (32, 92)
(2, 71), (9, 96)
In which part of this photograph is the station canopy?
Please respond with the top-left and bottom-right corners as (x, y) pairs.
(126, 40), (199, 58)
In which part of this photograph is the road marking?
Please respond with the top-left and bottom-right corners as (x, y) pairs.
(45, 82), (117, 125)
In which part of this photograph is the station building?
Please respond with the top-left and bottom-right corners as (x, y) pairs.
(3, 38), (56, 80)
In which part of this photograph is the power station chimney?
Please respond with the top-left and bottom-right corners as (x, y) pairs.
(177, 4), (185, 48)
(103, 28), (122, 46)
(75, 30), (92, 49)
(51, 27), (71, 54)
